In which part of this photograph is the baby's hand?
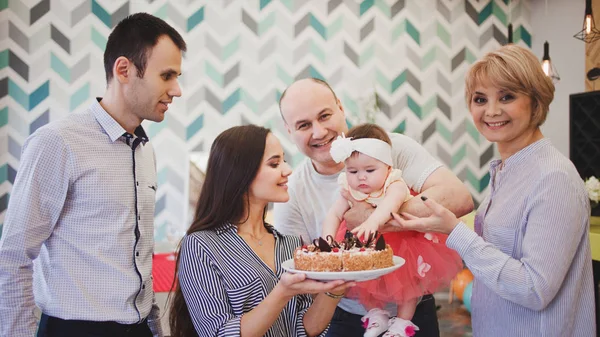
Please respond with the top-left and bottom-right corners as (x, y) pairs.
(351, 221), (379, 240)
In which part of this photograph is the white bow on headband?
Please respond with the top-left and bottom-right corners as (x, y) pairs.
(329, 133), (393, 166)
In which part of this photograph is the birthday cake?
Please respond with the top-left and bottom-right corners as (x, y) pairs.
(293, 232), (394, 272)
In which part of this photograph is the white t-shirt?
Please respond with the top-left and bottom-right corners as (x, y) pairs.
(273, 132), (442, 315)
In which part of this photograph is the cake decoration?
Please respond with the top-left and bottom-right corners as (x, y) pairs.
(375, 235), (385, 251)
(293, 231), (394, 272)
(317, 237), (332, 252)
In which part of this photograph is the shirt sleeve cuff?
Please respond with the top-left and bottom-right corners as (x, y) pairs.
(446, 221), (479, 257)
(414, 163), (443, 193)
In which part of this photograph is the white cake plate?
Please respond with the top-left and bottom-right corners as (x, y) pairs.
(281, 256), (405, 282)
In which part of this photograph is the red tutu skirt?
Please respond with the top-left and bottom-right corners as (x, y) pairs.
(335, 221), (463, 309)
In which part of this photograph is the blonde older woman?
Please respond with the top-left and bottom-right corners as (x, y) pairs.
(393, 44), (596, 336)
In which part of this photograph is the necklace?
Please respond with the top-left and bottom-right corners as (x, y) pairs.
(240, 231), (268, 246)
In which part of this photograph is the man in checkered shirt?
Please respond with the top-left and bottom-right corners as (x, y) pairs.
(0, 13), (186, 337)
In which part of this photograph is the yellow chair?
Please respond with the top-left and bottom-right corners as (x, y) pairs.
(590, 217), (600, 261)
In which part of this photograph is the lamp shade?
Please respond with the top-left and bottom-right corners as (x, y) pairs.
(541, 41), (560, 84)
(574, 0), (600, 43)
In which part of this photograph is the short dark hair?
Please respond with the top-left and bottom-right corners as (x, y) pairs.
(346, 123), (391, 145)
(169, 124), (271, 337)
(104, 12), (187, 82)
(278, 78), (339, 120)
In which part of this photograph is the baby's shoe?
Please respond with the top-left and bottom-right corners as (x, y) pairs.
(383, 317), (419, 337)
(361, 308), (391, 337)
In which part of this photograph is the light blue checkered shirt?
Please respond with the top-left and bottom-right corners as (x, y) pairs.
(447, 138), (596, 336)
(0, 99), (162, 337)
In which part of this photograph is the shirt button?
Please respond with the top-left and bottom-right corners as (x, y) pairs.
(136, 252), (139, 257)
(142, 285), (146, 290)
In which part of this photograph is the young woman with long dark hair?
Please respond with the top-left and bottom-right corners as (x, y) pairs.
(169, 125), (354, 337)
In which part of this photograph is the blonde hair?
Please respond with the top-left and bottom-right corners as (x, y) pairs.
(464, 44), (555, 127)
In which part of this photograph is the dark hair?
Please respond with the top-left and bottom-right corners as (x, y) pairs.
(104, 12), (187, 82)
(169, 125), (271, 337)
(278, 77), (339, 120)
(346, 123), (391, 145)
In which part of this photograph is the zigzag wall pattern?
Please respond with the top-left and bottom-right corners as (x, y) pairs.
(0, 0), (532, 250)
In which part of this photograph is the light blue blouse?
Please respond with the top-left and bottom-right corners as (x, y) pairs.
(447, 138), (596, 336)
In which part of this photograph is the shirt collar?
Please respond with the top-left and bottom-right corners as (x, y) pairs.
(215, 222), (282, 239)
(490, 138), (550, 172)
(91, 98), (149, 144)
(215, 222), (236, 235)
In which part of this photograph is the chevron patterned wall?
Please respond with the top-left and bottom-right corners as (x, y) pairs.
(0, 0), (531, 250)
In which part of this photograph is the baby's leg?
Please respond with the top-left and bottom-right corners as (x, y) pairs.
(386, 299), (420, 337)
(397, 297), (418, 320)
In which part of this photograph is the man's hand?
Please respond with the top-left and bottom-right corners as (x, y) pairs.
(341, 189), (409, 233)
(340, 189), (374, 230)
(390, 196), (461, 235)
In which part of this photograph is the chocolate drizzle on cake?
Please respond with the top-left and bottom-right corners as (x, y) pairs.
(317, 237), (332, 252)
(326, 235), (341, 248)
(363, 232), (377, 247)
(306, 231), (386, 252)
(375, 235), (386, 251)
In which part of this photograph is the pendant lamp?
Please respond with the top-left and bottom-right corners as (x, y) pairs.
(574, 0), (600, 43)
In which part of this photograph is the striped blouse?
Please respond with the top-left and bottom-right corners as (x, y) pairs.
(447, 138), (596, 336)
(178, 222), (326, 337)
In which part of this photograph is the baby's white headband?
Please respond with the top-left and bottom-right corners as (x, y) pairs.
(329, 133), (393, 166)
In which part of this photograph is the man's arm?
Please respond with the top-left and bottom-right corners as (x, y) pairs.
(392, 132), (473, 218)
(344, 167), (473, 231)
(400, 166), (473, 218)
(0, 129), (71, 336)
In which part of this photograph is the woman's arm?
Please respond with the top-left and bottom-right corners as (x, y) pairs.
(301, 289), (348, 336)
(351, 181), (408, 238)
(322, 196), (351, 238)
(394, 172), (589, 311)
(258, 274), (353, 337)
(240, 275), (348, 337)
(239, 284), (297, 337)
(180, 236), (351, 337)
(451, 173), (588, 310)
